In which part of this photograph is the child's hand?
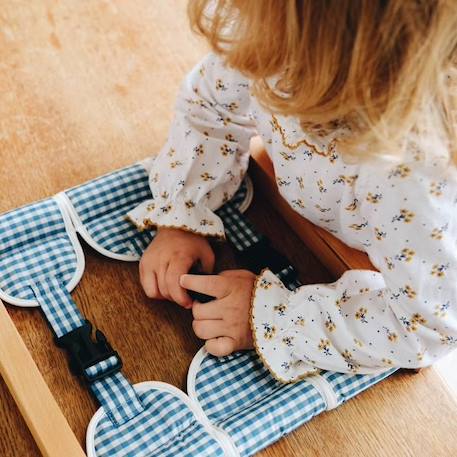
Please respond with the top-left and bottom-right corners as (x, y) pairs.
(139, 227), (215, 308)
(181, 269), (256, 356)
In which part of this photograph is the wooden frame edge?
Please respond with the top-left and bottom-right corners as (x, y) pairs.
(250, 140), (376, 276)
(0, 299), (85, 457)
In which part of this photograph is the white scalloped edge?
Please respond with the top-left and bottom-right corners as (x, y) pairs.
(0, 162), (254, 307)
(86, 380), (239, 457)
(187, 348), (241, 457)
(237, 175), (254, 214)
(53, 160), (154, 262)
(56, 192), (140, 262)
(0, 198), (86, 308)
(187, 347), (209, 406)
(303, 374), (339, 411)
(187, 349), (241, 456)
(188, 348), (339, 425)
(58, 161), (254, 262)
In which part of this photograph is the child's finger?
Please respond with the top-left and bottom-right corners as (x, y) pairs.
(199, 248), (215, 273)
(140, 267), (159, 299)
(219, 269), (252, 279)
(158, 261), (170, 300)
(192, 300), (223, 320)
(180, 274), (229, 298)
(166, 258), (194, 307)
(192, 319), (226, 340)
(139, 258), (161, 298)
(205, 337), (236, 357)
(141, 271), (160, 298)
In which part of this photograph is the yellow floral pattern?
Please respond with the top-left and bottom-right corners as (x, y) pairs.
(127, 53), (457, 382)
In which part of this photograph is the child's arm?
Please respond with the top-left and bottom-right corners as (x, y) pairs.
(139, 52), (256, 237)
(185, 158), (457, 381)
(132, 53), (257, 306)
(248, 159), (457, 381)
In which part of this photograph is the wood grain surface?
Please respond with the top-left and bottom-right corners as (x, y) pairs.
(0, 1), (456, 456)
(0, 299), (85, 457)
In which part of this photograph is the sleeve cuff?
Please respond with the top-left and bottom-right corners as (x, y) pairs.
(250, 269), (319, 383)
(126, 198), (225, 239)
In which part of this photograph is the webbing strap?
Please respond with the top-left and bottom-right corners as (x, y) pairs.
(217, 202), (263, 251)
(27, 187), (300, 427)
(89, 370), (144, 425)
(29, 276), (144, 425)
(217, 202), (301, 290)
(30, 276), (85, 338)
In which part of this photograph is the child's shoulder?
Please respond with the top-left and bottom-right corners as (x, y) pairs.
(361, 133), (456, 180)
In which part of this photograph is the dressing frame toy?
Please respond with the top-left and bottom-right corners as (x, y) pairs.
(0, 150), (401, 456)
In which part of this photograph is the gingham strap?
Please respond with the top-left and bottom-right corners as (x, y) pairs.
(89, 369), (144, 425)
(217, 202), (301, 290)
(30, 276), (144, 426)
(216, 202), (263, 251)
(30, 276), (85, 338)
(23, 190), (308, 430)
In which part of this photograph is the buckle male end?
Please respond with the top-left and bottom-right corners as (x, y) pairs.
(55, 321), (122, 383)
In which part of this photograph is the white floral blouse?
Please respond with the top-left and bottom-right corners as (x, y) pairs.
(129, 53), (457, 382)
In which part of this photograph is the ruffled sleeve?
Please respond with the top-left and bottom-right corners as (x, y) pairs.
(251, 157), (457, 382)
(127, 53), (257, 238)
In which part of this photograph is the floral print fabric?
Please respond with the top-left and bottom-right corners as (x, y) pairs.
(132, 53), (457, 382)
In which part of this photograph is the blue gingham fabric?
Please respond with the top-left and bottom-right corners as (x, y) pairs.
(88, 371), (145, 426)
(29, 275), (85, 337)
(191, 351), (326, 457)
(0, 159), (397, 456)
(189, 349), (396, 457)
(0, 198), (80, 305)
(88, 384), (225, 457)
(320, 368), (396, 403)
(216, 201), (263, 251)
(64, 164), (155, 259)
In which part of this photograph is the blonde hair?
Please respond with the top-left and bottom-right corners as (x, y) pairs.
(189, 0), (457, 163)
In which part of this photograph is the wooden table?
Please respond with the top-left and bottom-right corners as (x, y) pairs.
(0, 1), (456, 456)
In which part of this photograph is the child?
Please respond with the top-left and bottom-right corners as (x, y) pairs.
(131, 0), (457, 382)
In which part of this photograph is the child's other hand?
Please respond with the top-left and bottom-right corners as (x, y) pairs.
(181, 270), (256, 356)
(139, 227), (215, 308)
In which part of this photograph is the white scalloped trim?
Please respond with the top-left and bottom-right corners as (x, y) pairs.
(187, 348), (241, 457)
(56, 192), (140, 262)
(86, 380), (239, 457)
(238, 175), (254, 214)
(58, 162), (254, 261)
(303, 374), (339, 411)
(0, 197), (85, 308)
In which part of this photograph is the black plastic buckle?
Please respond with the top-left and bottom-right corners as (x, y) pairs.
(55, 320), (122, 383)
(237, 236), (296, 278)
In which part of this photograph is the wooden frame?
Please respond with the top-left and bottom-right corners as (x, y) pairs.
(0, 299), (86, 456)
(249, 142), (422, 377)
(0, 143), (412, 457)
(249, 137), (376, 277)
